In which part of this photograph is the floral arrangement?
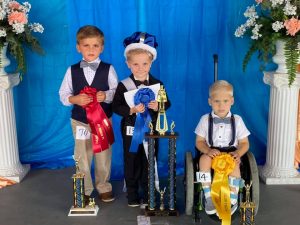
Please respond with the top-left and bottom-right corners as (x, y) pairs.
(235, 0), (300, 85)
(0, 0), (44, 75)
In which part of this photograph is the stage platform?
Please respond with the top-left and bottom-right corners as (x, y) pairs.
(0, 167), (299, 225)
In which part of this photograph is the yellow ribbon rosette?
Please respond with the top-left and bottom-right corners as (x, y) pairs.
(211, 153), (236, 225)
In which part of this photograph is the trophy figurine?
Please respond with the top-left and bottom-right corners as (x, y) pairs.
(68, 157), (99, 216)
(170, 121), (175, 135)
(155, 85), (168, 135)
(149, 121), (154, 135)
(240, 182), (255, 225)
(159, 187), (166, 211)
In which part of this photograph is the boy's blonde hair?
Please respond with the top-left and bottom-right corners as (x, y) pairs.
(209, 80), (233, 97)
(126, 48), (154, 61)
(76, 25), (104, 45)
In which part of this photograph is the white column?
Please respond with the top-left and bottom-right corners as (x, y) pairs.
(260, 72), (300, 184)
(0, 74), (30, 182)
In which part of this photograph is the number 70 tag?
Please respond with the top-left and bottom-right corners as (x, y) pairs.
(196, 172), (211, 183)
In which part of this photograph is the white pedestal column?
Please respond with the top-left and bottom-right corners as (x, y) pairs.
(260, 72), (300, 184)
(0, 74), (30, 182)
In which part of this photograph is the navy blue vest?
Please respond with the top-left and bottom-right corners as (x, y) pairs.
(71, 61), (112, 124)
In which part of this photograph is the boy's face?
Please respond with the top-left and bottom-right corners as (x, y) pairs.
(208, 90), (234, 118)
(76, 37), (103, 62)
(126, 52), (152, 80)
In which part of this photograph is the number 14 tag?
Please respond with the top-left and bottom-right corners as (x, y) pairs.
(196, 172), (211, 183)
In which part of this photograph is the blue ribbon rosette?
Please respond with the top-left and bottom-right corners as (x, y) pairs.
(129, 88), (155, 152)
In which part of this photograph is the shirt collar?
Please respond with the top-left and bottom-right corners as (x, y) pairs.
(82, 58), (101, 64)
(133, 74), (149, 82)
(211, 111), (232, 118)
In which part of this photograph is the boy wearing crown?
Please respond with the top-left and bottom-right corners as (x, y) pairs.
(112, 32), (171, 207)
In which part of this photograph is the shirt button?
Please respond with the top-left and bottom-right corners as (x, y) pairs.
(219, 136), (221, 138)
(220, 126), (223, 128)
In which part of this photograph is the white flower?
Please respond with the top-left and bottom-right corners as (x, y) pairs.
(251, 24), (262, 40)
(244, 5), (258, 19)
(12, 23), (25, 34)
(0, 28), (7, 37)
(0, 8), (6, 20)
(272, 21), (284, 32)
(22, 2), (31, 13)
(245, 17), (256, 28)
(270, 0), (285, 7)
(283, 1), (297, 16)
(29, 23), (44, 33)
(235, 24), (247, 37)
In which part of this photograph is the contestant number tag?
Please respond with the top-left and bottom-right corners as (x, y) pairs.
(126, 126), (134, 136)
(196, 172), (211, 183)
(76, 126), (91, 140)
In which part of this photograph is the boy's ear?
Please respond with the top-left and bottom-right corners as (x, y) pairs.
(126, 60), (130, 68)
(76, 44), (80, 53)
(208, 98), (212, 106)
(231, 97), (235, 105)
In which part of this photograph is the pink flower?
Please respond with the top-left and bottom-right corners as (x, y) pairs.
(8, 12), (28, 25)
(8, 1), (22, 10)
(284, 17), (300, 36)
(255, 0), (263, 3)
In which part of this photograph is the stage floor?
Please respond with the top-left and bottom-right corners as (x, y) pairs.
(0, 167), (299, 225)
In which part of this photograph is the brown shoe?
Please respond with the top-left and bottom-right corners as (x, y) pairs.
(99, 191), (115, 202)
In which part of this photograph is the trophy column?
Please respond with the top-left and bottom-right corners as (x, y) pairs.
(145, 132), (179, 216)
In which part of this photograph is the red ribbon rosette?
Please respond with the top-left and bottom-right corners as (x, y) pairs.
(80, 87), (114, 153)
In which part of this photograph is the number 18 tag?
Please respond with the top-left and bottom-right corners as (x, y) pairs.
(196, 172), (212, 183)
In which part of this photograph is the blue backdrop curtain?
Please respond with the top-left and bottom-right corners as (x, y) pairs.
(13, 0), (269, 180)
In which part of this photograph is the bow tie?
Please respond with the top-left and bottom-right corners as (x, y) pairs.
(135, 80), (149, 86)
(80, 61), (99, 71)
(213, 117), (231, 124)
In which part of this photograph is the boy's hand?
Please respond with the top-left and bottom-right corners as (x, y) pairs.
(207, 148), (221, 158)
(230, 151), (241, 164)
(130, 103), (145, 114)
(96, 91), (106, 102)
(148, 100), (158, 111)
(71, 93), (93, 106)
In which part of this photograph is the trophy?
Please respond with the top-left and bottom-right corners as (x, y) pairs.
(155, 85), (168, 135)
(159, 187), (166, 211)
(68, 157), (99, 216)
(240, 182), (256, 225)
(145, 86), (179, 216)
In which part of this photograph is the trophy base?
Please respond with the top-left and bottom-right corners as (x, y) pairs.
(144, 207), (179, 216)
(68, 205), (99, 216)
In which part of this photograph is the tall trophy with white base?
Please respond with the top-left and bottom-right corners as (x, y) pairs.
(68, 157), (99, 216)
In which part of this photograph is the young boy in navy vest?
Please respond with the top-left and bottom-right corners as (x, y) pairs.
(194, 80), (250, 215)
(112, 32), (171, 207)
(59, 25), (118, 202)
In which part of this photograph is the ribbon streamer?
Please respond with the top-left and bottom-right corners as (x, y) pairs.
(211, 153), (236, 225)
(81, 87), (114, 153)
(129, 88), (155, 152)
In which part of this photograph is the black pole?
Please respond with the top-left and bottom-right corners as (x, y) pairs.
(213, 54), (218, 82)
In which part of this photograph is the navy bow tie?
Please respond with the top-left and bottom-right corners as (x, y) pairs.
(80, 61), (99, 71)
(213, 117), (231, 124)
(135, 80), (149, 86)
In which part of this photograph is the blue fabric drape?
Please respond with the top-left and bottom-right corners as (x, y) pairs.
(14, 0), (269, 179)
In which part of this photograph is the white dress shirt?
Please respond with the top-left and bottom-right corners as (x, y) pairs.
(194, 111), (250, 148)
(59, 58), (118, 106)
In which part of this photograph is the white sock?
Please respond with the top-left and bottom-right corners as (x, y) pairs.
(229, 176), (240, 205)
